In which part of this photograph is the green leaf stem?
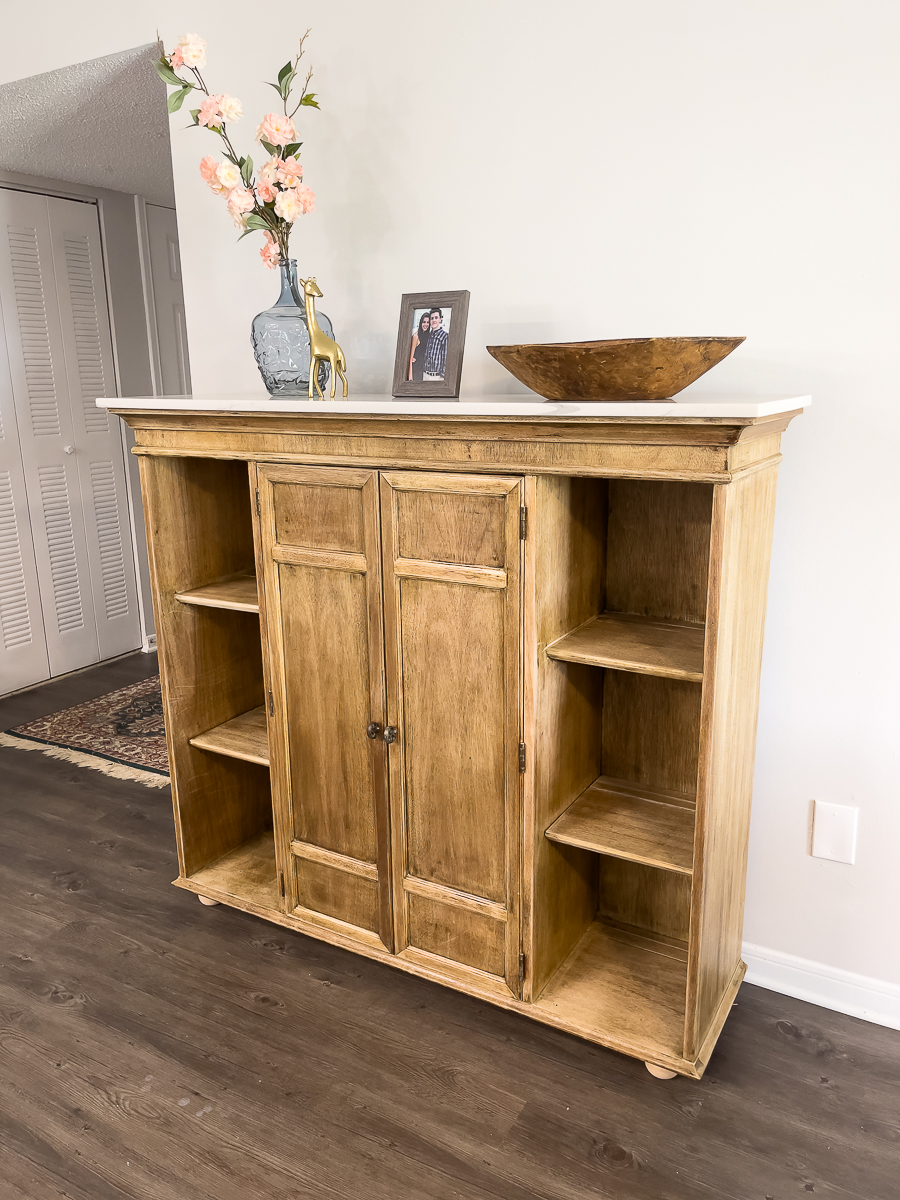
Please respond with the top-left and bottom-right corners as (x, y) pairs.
(167, 86), (192, 113)
(299, 93), (320, 108)
(155, 58), (186, 88)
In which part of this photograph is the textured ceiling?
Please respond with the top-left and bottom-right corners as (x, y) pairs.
(0, 43), (175, 206)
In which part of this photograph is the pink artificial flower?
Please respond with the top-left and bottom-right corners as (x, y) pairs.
(293, 184), (315, 215)
(218, 95), (243, 124)
(198, 93), (225, 128)
(215, 161), (241, 190)
(256, 179), (276, 204)
(227, 186), (255, 218)
(274, 189), (303, 222)
(260, 234), (281, 269)
(256, 112), (296, 147)
(199, 155), (219, 183)
(276, 156), (303, 187)
(258, 157), (280, 186)
(174, 33), (206, 69)
(170, 46), (185, 70)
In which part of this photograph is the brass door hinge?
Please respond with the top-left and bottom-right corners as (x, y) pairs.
(518, 742), (526, 773)
(518, 953), (526, 983)
(280, 872), (285, 898)
(267, 690), (274, 717)
(519, 506), (527, 540)
(255, 487), (261, 517)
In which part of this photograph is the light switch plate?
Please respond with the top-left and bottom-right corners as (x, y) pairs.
(811, 801), (858, 865)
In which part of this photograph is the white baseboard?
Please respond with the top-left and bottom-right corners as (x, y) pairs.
(743, 941), (900, 1031)
(142, 633), (157, 653)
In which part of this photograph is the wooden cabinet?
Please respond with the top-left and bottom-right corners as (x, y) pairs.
(123, 399), (802, 1079)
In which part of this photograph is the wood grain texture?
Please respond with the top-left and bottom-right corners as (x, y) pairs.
(601, 671), (702, 797)
(406, 893), (507, 977)
(129, 424), (740, 481)
(486, 336), (744, 402)
(547, 613), (705, 681)
(525, 475), (607, 1001)
(138, 455), (270, 878)
(606, 479), (714, 623)
(188, 828), (279, 910)
(174, 573), (260, 613)
(257, 464), (393, 951)
(533, 921), (687, 1060)
(396, 489), (506, 567)
(382, 471), (523, 995)
(190, 705), (270, 766)
(4, 657), (897, 1200)
(686, 465), (781, 1059)
(599, 860), (692, 944)
(546, 775), (695, 874)
(272, 478), (365, 552)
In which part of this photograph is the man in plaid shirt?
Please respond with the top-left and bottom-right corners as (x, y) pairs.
(423, 309), (449, 380)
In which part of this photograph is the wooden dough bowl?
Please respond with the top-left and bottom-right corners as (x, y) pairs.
(486, 336), (745, 401)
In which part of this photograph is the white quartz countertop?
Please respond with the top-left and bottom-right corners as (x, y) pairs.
(99, 393), (811, 419)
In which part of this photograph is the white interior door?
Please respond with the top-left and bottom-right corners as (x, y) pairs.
(145, 203), (191, 396)
(0, 285), (50, 693)
(0, 187), (140, 683)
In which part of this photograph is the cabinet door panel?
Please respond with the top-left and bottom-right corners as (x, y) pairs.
(257, 464), (392, 950)
(382, 471), (523, 997)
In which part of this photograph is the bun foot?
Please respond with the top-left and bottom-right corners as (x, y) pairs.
(197, 894), (220, 906)
(645, 1062), (678, 1080)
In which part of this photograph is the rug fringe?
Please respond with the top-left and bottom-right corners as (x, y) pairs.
(0, 732), (170, 789)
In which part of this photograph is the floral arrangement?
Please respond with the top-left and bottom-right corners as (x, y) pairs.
(155, 32), (320, 269)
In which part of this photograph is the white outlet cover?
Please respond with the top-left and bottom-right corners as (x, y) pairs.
(811, 801), (859, 865)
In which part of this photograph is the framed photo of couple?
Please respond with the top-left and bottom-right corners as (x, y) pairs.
(392, 290), (470, 398)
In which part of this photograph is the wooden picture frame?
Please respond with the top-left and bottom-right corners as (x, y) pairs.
(391, 290), (470, 398)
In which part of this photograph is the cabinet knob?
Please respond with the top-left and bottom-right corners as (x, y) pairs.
(383, 726), (398, 745)
(64, 445), (75, 455)
(366, 722), (382, 740)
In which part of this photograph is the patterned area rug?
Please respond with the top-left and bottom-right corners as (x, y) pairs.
(0, 674), (170, 789)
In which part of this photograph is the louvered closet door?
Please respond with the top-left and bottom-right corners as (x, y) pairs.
(0, 293), (49, 692)
(46, 196), (139, 660)
(0, 188), (139, 677)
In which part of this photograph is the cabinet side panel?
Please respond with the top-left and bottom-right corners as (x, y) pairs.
(687, 464), (780, 1057)
(529, 475), (606, 999)
(138, 455), (268, 876)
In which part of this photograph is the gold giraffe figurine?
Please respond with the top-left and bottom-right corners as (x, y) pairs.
(298, 276), (349, 400)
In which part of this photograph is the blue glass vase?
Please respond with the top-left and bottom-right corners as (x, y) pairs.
(250, 259), (332, 396)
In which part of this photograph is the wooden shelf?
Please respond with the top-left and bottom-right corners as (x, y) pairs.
(546, 613), (704, 682)
(175, 573), (260, 613)
(545, 776), (695, 875)
(533, 921), (687, 1060)
(187, 830), (279, 910)
(190, 706), (270, 766)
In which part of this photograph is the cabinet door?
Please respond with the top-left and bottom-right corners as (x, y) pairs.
(256, 464), (393, 951)
(381, 471), (524, 997)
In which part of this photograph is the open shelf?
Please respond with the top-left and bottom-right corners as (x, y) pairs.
(188, 829), (279, 911)
(533, 920), (687, 1060)
(546, 776), (695, 875)
(190, 706), (270, 766)
(546, 613), (704, 682)
(175, 573), (260, 614)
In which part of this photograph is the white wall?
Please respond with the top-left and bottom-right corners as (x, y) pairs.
(3, 2), (899, 1015)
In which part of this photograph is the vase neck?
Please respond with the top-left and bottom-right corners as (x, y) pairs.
(275, 259), (300, 307)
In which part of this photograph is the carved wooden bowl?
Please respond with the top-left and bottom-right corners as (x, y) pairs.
(486, 336), (745, 401)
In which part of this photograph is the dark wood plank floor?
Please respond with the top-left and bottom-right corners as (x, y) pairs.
(1, 653), (898, 1200)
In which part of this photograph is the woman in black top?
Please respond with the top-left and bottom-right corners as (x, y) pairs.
(408, 311), (431, 382)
